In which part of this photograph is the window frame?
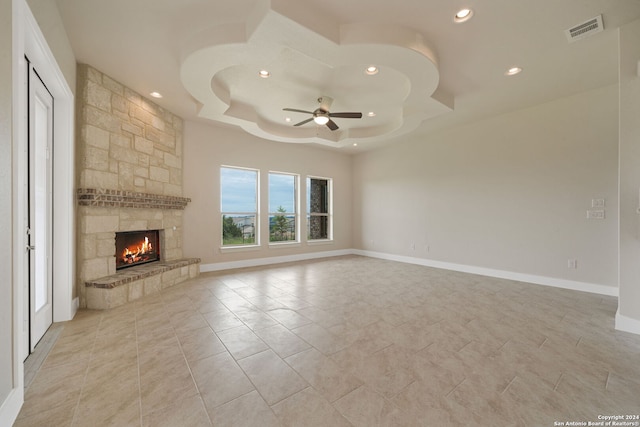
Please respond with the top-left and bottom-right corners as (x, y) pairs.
(220, 165), (260, 249)
(306, 175), (333, 242)
(268, 171), (300, 246)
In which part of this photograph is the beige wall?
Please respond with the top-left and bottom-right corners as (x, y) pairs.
(1, 0), (13, 409)
(353, 84), (619, 288)
(183, 121), (353, 265)
(619, 19), (640, 324)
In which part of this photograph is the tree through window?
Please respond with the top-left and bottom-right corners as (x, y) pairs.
(269, 172), (298, 243)
(220, 166), (258, 246)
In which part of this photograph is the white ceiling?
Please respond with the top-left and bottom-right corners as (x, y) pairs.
(55, 0), (640, 151)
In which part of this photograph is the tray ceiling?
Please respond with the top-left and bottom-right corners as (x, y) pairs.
(180, 3), (453, 147)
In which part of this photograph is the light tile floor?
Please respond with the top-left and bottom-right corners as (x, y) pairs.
(15, 255), (640, 426)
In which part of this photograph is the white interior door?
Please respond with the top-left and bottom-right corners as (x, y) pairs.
(28, 65), (54, 352)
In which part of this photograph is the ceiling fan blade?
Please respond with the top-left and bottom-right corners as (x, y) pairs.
(329, 112), (363, 119)
(326, 119), (339, 131)
(283, 108), (314, 114)
(293, 117), (314, 127)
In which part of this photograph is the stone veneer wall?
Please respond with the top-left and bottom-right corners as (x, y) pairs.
(76, 64), (195, 308)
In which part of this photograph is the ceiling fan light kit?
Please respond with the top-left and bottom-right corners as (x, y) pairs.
(313, 115), (330, 125)
(283, 96), (363, 131)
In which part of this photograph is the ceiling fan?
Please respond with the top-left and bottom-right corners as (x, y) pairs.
(283, 96), (362, 131)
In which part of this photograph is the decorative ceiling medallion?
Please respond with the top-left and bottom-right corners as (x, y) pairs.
(180, 0), (453, 147)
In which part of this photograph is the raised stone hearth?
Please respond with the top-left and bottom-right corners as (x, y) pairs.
(85, 258), (200, 309)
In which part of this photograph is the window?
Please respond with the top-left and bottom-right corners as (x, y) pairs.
(269, 172), (298, 243)
(307, 176), (332, 240)
(220, 166), (258, 247)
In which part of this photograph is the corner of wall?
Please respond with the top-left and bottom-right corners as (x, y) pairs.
(616, 310), (640, 335)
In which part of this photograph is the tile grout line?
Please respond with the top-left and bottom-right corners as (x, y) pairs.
(134, 302), (144, 426)
(236, 348), (306, 409)
(168, 300), (216, 426)
(200, 284), (281, 418)
(553, 373), (564, 392)
(457, 340), (472, 353)
(501, 375), (518, 395)
(69, 312), (104, 427)
(445, 377), (466, 398)
(392, 379), (417, 400)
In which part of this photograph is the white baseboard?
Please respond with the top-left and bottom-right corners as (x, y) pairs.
(616, 310), (640, 335)
(200, 249), (354, 273)
(0, 386), (24, 427)
(353, 249), (619, 297)
(71, 297), (79, 318)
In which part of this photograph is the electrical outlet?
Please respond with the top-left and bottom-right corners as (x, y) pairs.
(587, 210), (605, 219)
(568, 259), (578, 269)
(411, 242), (415, 250)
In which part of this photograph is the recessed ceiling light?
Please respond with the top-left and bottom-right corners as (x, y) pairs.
(505, 66), (523, 76)
(365, 66), (379, 75)
(285, 117), (291, 122)
(454, 8), (473, 23)
(367, 112), (376, 117)
(259, 70), (270, 78)
(353, 143), (358, 147)
(149, 91), (163, 98)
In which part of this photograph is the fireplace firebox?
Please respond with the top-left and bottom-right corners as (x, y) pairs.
(115, 230), (160, 270)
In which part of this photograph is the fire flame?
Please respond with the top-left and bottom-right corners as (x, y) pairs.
(122, 236), (153, 264)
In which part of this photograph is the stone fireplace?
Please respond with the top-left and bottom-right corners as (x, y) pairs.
(76, 64), (200, 309)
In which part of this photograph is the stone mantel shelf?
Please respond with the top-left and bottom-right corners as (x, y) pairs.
(77, 188), (191, 210)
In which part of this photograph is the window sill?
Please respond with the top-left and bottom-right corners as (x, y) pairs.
(269, 242), (301, 249)
(306, 239), (334, 246)
(220, 244), (261, 254)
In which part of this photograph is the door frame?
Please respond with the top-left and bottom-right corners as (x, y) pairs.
(13, 0), (76, 362)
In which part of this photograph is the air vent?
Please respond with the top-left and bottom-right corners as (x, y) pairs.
(565, 15), (603, 43)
